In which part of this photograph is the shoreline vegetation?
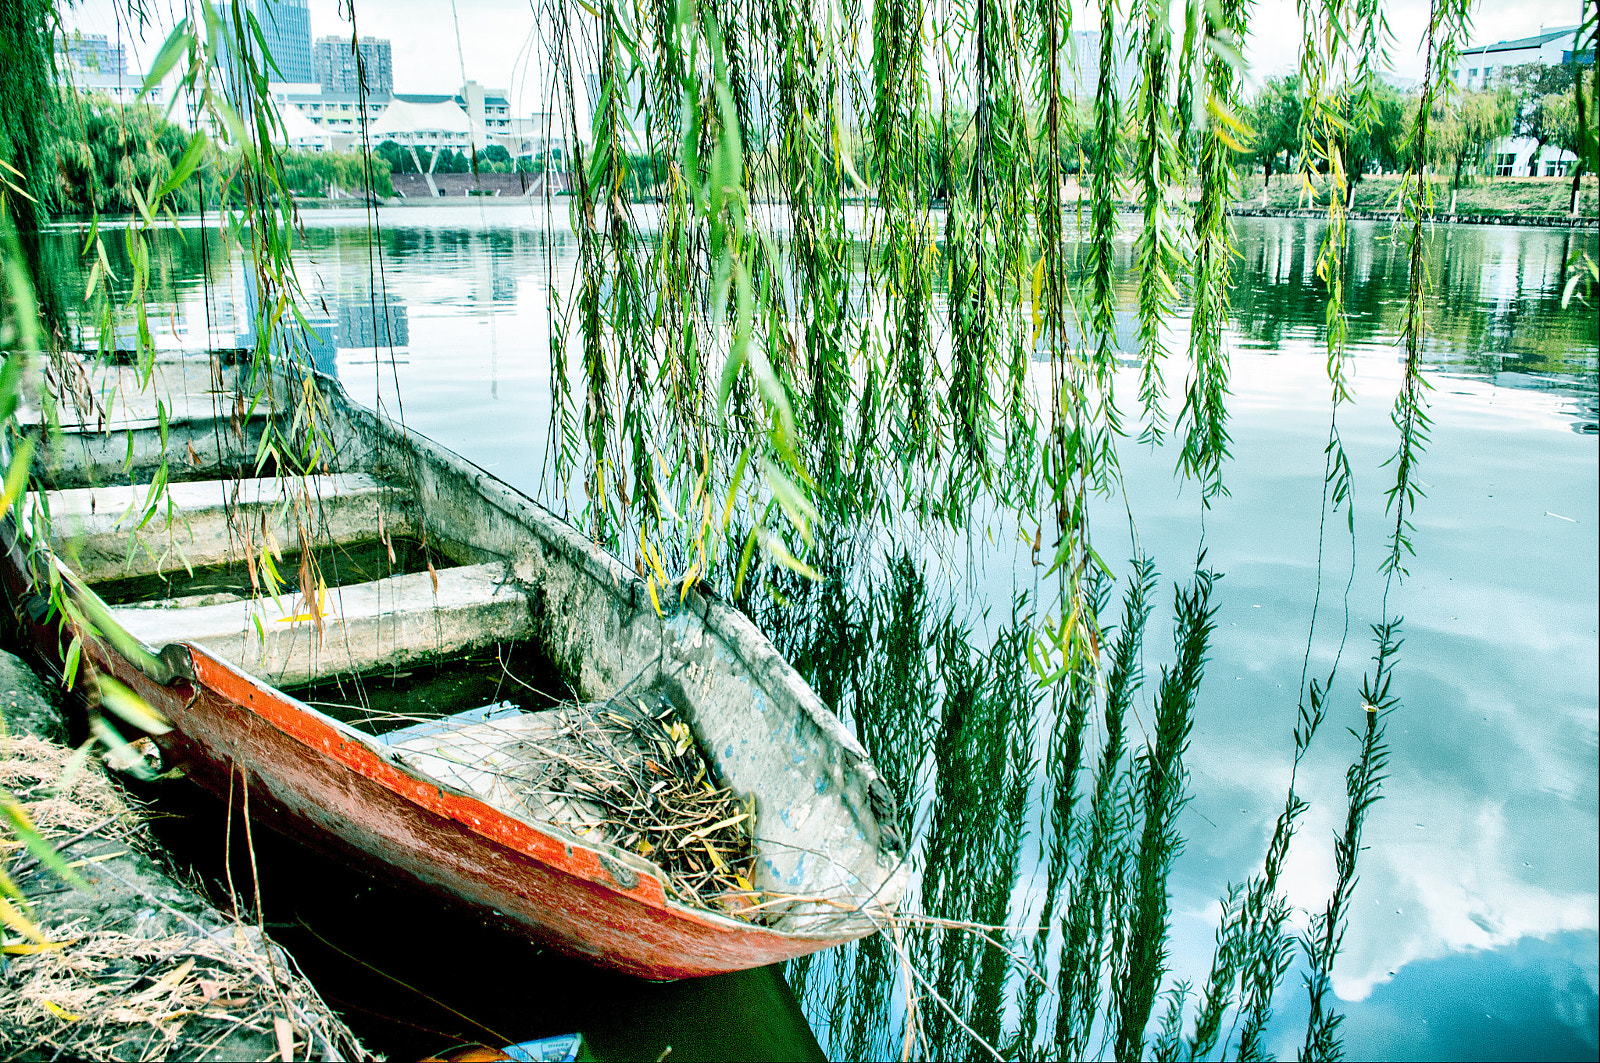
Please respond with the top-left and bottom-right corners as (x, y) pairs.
(293, 168), (1600, 223)
(0, 652), (372, 1063)
(29, 90), (1599, 224)
(73, 171), (1600, 228)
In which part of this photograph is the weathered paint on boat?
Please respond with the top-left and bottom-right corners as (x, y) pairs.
(2, 357), (908, 978)
(97, 640), (860, 978)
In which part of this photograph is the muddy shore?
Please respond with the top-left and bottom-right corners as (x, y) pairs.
(0, 651), (374, 1062)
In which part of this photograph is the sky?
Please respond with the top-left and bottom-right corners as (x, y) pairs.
(64, 0), (1586, 117)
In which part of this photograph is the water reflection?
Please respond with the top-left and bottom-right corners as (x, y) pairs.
(36, 209), (1599, 1059)
(337, 289), (410, 349)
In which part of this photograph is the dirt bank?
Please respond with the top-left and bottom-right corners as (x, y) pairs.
(0, 651), (375, 1062)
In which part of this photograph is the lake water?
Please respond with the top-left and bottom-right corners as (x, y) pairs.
(43, 205), (1599, 1060)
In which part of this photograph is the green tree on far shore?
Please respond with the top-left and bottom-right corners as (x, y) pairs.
(1245, 76), (1302, 198)
(49, 93), (197, 214)
(1500, 60), (1579, 176)
(1430, 87), (1516, 208)
(281, 150), (394, 199)
(1541, 91), (1592, 213)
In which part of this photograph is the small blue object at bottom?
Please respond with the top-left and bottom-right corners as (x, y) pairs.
(502, 1033), (583, 1063)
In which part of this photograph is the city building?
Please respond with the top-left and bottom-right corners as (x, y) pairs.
(274, 83), (515, 154)
(1068, 28), (1138, 100)
(59, 32), (126, 74)
(313, 35), (393, 97)
(1453, 25), (1588, 176)
(272, 86), (389, 149)
(74, 70), (161, 108)
(255, 0), (315, 83)
(1454, 25), (1585, 91)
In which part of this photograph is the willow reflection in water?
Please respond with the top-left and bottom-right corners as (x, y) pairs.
(755, 548), (1223, 1060)
(41, 211), (1599, 1059)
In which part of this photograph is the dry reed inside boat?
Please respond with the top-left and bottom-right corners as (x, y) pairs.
(387, 691), (763, 920)
(525, 693), (762, 918)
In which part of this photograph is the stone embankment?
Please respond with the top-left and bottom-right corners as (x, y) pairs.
(386, 172), (571, 199)
(0, 651), (374, 1062)
(1226, 206), (1600, 229)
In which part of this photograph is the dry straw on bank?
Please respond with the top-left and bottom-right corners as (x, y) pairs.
(4, 924), (369, 1061)
(1, 734), (373, 1062)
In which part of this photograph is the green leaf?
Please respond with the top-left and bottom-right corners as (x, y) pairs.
(0, 435), (36, 521)
(96, 676), (171, 736)
(721, 443), (753, 531)
(140, 21), (191, 100)
(0, 347), (28, 424)
(129, 183), (155, 228)
(733, 523), (760, 600)
(89, 715), (160, 782)
(81, 256), (103, 304)
(213, 98), (252, 157)
(153, 131), (209, 201)
(761, 457), (818, 545)
(63, 636), (82, 691)
(60, 577), (168, 681)
(757, 527), (821, 581)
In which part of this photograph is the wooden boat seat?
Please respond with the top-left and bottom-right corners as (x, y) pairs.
(42, 474), (405, 585)
(111, 562), (531, 688)
(26, 358), (361, 491)
(21, 359), (263, 434)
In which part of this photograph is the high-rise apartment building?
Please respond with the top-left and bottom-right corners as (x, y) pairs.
(59, 32), (127, 74)
(314, 35), (393, 97)
(255, 0), (315, 83)
(1069, 29), (1137, 100)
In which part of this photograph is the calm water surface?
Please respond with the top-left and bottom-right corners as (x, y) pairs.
(44, 205), (1599, 1060)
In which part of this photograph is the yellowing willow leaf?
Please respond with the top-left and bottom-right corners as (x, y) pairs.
(1, 796), (87, 891)
(0, 895), (47, 944)
(96, 676), (172, 735)
(760, 458), (818, 545)
(757, 527), (821, 581)
(0, 435), (35, 520)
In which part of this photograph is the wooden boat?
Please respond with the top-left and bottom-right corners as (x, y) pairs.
(0, 353), (908, 979)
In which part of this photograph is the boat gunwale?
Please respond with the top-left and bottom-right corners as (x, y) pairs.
(0, 516), (882, 947)
(3, 362), (907, 959)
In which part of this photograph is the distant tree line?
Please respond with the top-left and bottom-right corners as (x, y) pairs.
(26, 62), (1592, 219)
(1244, 60), (1588, 195)
(38, 90), (395, 216)
(726, 56), (1592, 208)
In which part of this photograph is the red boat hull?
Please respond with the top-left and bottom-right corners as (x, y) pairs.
(13, 599), (865, 979)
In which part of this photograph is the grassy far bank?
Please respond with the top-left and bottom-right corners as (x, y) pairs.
(1036, 173), (1598, 219)
(1231, 172), (1600, 217)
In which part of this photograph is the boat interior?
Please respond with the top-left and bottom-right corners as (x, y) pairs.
(18, 353), (908, 934)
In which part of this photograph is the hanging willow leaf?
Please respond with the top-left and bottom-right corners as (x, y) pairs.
(152, 130), (209, 201)
(139, 20), (192, 100)
(95, 676), (172, 736)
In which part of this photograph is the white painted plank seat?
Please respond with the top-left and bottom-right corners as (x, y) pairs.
(112, 562), (533, 688)
(41, 474), (400, 584)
